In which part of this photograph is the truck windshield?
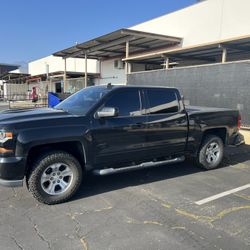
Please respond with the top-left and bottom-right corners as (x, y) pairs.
(54, 86), (110, 116)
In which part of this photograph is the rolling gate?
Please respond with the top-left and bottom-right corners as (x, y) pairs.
(128, 61), (250, 127)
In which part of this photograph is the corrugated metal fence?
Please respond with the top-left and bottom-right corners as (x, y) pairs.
(128, 61), (250, 127)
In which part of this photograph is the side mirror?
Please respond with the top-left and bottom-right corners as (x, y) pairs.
(96, 107), (118, 118)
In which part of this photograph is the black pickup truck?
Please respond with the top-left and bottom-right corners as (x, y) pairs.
(0, 85), (244, 204)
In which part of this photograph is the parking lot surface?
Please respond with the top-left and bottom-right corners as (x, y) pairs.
(0, 144), (250, 250)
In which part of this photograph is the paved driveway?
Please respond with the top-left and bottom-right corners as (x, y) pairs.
(1, 145), (250, 250)
(0, 102), (9, 112)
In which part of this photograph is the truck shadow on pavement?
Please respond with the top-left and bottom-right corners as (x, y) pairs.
(224, 144), (250, 165)
(72, 144), (250, 202)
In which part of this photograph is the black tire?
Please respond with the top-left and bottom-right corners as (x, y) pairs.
(27, 151), (82, 205)
(196, 135), (224, 170)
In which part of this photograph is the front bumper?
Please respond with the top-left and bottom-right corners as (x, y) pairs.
(0, 157), (25, 187)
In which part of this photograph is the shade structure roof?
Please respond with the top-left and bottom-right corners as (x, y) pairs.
(124, 35), (250, 64)
(53, 29), (182, 60)
(0, 63), (19, 77)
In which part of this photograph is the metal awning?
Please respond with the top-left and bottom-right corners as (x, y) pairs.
(35, 71), (100, 78)
(124, 35), (250, 65)
(0, 72), (30, 84)
(53, 29), (182, 60)
(0, 63), (19, 77)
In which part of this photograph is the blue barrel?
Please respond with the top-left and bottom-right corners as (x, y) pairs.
(48, 92), (61, 108)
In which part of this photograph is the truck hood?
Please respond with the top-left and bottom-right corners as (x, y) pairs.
(0, 108), (79, 127)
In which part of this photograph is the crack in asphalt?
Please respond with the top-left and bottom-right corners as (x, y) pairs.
(80, 237), (88, 250)
(126, 216), (163, 226)
(33, 224), (52, 250)
(65, 201), (116, 250)
(141, 188), (172, 208)
(67, 205), (83, 237)
(11, 236), (24, 250)
(234, 193), (250, 201)
(138, 187), (250, 248)
(0, 187), (20, 203)
(12, 188), (17, 197)
(0, 194), (16, 203)
(64, 197), (114, 239)
(26, 215), (52, 249)
(175, 205), (250, 227)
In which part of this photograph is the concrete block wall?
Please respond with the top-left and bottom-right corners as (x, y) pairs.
(128, 61), (250, 126)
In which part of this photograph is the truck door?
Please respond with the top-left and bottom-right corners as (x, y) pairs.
(91, 88), (147, 166)
(144, 88), (188, 158)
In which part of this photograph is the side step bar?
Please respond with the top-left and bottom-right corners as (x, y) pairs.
(93, 156), (185, 176)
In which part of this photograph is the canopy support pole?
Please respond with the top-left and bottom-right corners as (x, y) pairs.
(85, 53), (88, 88)
(164, 57), (170, 69)
(63, 58), (67, 92)
(222, 47), (227, 63)
(125, 41), (130, 85)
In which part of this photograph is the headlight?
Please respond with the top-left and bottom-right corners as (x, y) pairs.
(0, 131), (13, 142)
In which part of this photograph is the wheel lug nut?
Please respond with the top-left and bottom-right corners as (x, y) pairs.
(57, 180), (60, 183)
(50, 177), (53, 180)
(59, 176), (62, 179)
(53, 181), (56, 184)
(57, 172), (60, 175)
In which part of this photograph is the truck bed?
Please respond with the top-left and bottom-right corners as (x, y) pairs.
(185, 105), (241, 149)
(185, 105), (234, 114)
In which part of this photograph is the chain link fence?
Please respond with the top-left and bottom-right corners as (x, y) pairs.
(4, 77), (94, 109)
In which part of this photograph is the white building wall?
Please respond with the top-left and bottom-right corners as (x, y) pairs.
(10, 63), (28, 74)
(132, 63), (146, 72)
(99, 0), (250, 86)
(96, 59), (126, 85)
(29, 55), (99, 76)
(131, 0), (250, 47)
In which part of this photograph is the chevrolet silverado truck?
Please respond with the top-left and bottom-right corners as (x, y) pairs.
(0, 85), (244, 204)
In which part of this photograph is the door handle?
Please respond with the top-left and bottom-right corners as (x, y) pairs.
(175, 120), (183, 125)
(132, 123), (143, 128)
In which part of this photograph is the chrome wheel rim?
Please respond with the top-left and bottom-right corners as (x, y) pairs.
(41, 163), (74, 195)
(205, 142), (220, 164)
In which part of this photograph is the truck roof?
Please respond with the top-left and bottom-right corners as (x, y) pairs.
(95, 84), (179, 91)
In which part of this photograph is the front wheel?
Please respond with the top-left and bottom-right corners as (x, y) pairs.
(27, 151), (82, 205)
(197, 135), (224, 170)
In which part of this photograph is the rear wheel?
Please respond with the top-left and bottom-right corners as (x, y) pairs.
(27, 151), (82, 205)
(197, 135), (224, 170)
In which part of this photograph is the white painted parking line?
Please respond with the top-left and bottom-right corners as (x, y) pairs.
(195, 184), (250, 205)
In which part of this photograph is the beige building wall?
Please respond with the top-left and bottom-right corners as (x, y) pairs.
(29, 55), (99, 76)
(131, 0), (250, 47)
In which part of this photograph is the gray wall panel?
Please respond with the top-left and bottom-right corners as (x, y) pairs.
(128, 62), (250, 126)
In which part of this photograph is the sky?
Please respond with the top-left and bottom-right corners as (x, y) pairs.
(1, 0), (196, 65)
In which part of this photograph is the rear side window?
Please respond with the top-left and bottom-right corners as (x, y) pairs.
(146, 89), (179, 114)
(104, 89), (141, 117)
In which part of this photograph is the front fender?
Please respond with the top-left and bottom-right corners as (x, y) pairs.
(15, 125), (91, 159)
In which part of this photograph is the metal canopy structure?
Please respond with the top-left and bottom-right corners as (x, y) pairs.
(0, 63), (19, 77)
(53, 29), (182, 60)
(53, 28), (182, 88)
(124, 35), (250, 67)
(0, 72), (30, 84)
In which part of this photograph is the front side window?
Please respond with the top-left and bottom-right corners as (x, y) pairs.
(147, 89), (179, 114)
(104, 89), (141, 117)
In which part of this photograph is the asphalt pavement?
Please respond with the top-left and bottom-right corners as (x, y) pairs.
(0, 145), (250, 250)
(0, 102), (9, 112)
